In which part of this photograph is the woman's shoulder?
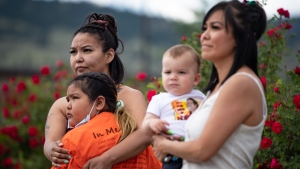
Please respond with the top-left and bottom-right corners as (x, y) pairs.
(117, 84), (145, 102)
(118, 84), (143, 95)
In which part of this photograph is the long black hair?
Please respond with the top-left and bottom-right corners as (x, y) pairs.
(203, 0), (267, 92)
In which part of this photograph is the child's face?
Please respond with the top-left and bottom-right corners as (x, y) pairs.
(66, 84), (94, 127)
(162, 54), (200, 96)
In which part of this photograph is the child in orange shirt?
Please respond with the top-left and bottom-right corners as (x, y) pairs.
(51, 72), (161, 169)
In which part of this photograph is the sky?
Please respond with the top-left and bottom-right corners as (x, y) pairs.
(58, 0), (300, 23)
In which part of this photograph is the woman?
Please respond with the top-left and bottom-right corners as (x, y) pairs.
(44, 13), (153, 169)
(153, 0), (267, 168)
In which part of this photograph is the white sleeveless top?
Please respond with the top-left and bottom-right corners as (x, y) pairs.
(182, 72), (267, 169)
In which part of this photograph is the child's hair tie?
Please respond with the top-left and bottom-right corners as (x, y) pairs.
(116, 100), (124, 108)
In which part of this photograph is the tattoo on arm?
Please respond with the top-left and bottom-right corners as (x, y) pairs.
(45, 125), (50, 135)
(45, 112), (54, 135)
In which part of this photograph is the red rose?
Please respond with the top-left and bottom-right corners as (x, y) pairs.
(0, 143), (3, 155)
(293, 94), (300, 110)
(283, 10), (290, 19)
(2, 83), (9, 92)
(260, 137), (272, 149)
(54, 92), (60, 100)
(260, 76), (266, 88)
(277, 8), (285, 15)
(272, 122), (283, 134)
(147, 90), (156, 102)
(13, 110), (21, 119)
(265, 118), (274, 127)
(29, 138), (39, 148)
(54, 70), (69, 81)
(22, 115), (30, 124)
(56, 60), (64, 68)
(10, 77), (15, 83)
(29, 94), (36, 102)
(181, 35), (187, 41)
(28, 126), (38, 136)
(279, 22), (292, 30)
(274, 86), (279, 93)
(270, 158), (282, 169)
(259, 63), (266, 69)
(31, 75), (40, 84)
(2, 107), (10, 118)
(17, 81), (27, 93)
(277, 8), (289, 18)
(1, 157), (13, 167)
(13, 163), (20, 169)
(267, 29), (275, 37)
(273, 102), (281, 111)
(136, 72), (147, 81)
(40, 65), (50, 75)
(294, 66), (300, 75)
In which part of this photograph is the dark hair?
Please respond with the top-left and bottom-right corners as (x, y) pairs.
(187, 97), (199, 107)
(68, 72), (136, 143)
(203, 0), (267, 92)
(74, 13), (125, 84)
(164, 44), (201, 72)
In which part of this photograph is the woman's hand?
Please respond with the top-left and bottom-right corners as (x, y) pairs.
(48, 140), (71, 167)
(83, 156), (113, 169)
(153, 135), (169, 162)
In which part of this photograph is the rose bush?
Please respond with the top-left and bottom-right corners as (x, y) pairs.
(0, 61), (73, 169)
(146, 6), (300, 169)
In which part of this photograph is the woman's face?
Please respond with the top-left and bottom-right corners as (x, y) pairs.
(187, 99), (198, 112)
(70, 33), (112, 76)
(200, 10), (236, 63)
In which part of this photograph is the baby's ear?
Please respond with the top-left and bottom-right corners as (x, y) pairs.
(95, 96), (106, 111)
(194, 73), (201, 86)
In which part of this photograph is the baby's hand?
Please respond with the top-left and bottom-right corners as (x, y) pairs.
(149, 119), (169, 134)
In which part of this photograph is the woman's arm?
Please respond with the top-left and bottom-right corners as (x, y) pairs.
(44, 97), (70, 164)
(153, 75), (264, 162)
(83, 86), (152, 169)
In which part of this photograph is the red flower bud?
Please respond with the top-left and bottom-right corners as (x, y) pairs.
(293, 94), (300, 110)
(294, 66), (300, 75)
(28, 126), (38, 136)
(31, 75), (40, 84)
(272, 122), (283, 134)
(181, 35), (187, 41)
(260, 137), (272, 149)
(270, 158), (282, 169)
(29, 138), (39, 148)
(29, 94), (36, 102)
(136, 72), (147, 81)
(56, 60), (64, 68)
(2, 83), (9, 92)
(260, 76), (266, 88)
(147, 90), (156, 102)
(2, 107), (9, 118)
(22, 115), (30, 124)
(40, 65), (50, 76)
(1, 157), (13, 167)
(54, 92), (60, 100)
(17, 81), (27, 93)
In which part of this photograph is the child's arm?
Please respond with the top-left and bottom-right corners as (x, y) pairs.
(142, 113), (169, 135)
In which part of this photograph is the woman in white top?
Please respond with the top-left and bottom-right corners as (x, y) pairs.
(152, 0), (268, 168)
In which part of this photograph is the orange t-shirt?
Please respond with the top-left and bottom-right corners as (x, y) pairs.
(51, 112), (161, 169)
